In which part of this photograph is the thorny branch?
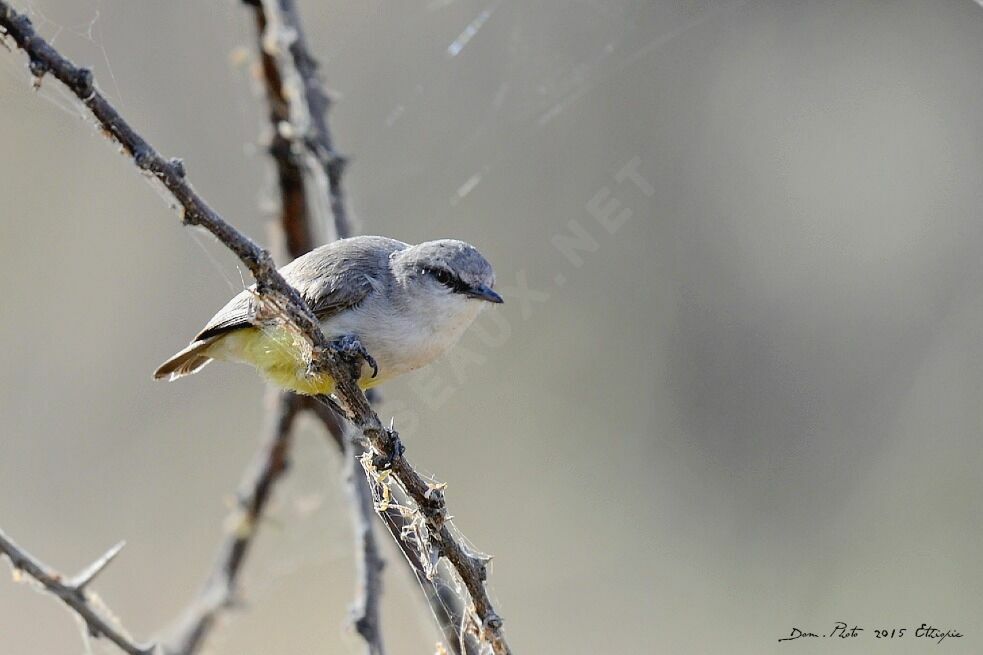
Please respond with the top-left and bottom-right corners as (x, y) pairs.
(247, 0), (317, 253)
(250, 0), (352, 240)
(0, 1), (329, 367)
(244, 0), (385, 651)
(0, 2), (512, 654)
(0, 529), (154, 655)
(245, 2), (483, 650)
(160, 0), (369, 648)
(375, 498), (481, 655)
(319, 387), (510, 655)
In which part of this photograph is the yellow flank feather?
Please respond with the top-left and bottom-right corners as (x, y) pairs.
(216, 326), (381, 396)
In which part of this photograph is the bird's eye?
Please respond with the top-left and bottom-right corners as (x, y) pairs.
(431, 268), (452, 286)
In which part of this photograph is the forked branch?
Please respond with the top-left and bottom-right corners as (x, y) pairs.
(0, 3), (511, 653)
(246, 0), (386, 652)
(0, 529), (154, 655)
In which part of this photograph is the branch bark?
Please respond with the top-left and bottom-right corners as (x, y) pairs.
(320, 389), (510, 655)
(0, 3), (512, 654)
(162, 0), (376, 649)
(0, 2), (328, 365)
(0, 529), (154, 655)
(245, 1), (386, 652)
(261, 0), (351, 241)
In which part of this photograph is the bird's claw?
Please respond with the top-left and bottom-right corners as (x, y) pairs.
(329, 334), (379, 379)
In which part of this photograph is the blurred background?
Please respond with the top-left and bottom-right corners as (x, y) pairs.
(2, 0), (982, 653)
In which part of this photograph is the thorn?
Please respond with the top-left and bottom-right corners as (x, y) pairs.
(13, 14), (32, 32)
(388, 416), (395, 431)
(423, 481), (447, 501)
(328, 153), (349, 175)
(69, 541), (125, 591)
(483, 612), (504, 631)
(74, 67), (93, 97)
(27, 57), (46, 77)
(133, 147), (153, 170)
(28, 57), (45, 89)
(470, 552), (492, 580)
(169, 157), (186, 178)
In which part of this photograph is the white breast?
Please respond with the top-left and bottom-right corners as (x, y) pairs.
(320, 291), (483, 381)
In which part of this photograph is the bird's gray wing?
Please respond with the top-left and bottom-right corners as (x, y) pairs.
(194, 236), (406, 342)
(193, 292), (254, 341)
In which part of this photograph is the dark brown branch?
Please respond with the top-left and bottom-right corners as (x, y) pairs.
(248, 1), (316, 255)
(157, 1), (327, 646)
(244, 0), (351, 244)
(375, 503), (480, 655)
(0, 2), (330, 368)
(251, 2), (489, 647)
(246, 1), (387, 651)
(0, 4), (511, 653)
(317, 387), (472, 654)
(319, 384), (511, 655)
(162, 392), (301, 655)
(311, 397), (472, 654)
(0, 529), (154, 655)
(258, 0), (351, 240)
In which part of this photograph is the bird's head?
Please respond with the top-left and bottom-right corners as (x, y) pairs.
(392, 239), (503, 309)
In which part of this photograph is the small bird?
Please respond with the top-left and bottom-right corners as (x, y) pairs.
(154, 236), (503, 395)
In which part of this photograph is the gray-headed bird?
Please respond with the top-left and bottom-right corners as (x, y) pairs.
(154, 236), (503, 395)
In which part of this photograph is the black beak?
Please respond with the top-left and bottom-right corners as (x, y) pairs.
(465, 284), (504, 304)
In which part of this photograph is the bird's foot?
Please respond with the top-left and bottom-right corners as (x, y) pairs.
(329, 334), (379, 379)
(372, 431), (405, 471)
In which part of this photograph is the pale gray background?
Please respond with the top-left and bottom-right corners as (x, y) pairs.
(1, 1), (982, 653)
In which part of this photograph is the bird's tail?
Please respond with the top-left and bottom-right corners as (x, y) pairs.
(153, 339), (216, 381)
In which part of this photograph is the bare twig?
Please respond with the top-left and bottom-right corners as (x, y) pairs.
(0, 529), (154, 655)
(249, 1), (508, 634)
(311, 407), (474, 655)
(375, 504), (480, 655)
(246, 0), (316, 255)
(249, 2), (484, 647)
(157, 0), (328, 644)
(308, 402), (475, 655)
(318, 386), (511, 655)
(0, 4), (511, 654)
(312, 389), (472, 654)
(245, 0), (387, 651)
(254, 0), (351, 240)
(163, 392), (301, 655)
(0, 2), (330, 366)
